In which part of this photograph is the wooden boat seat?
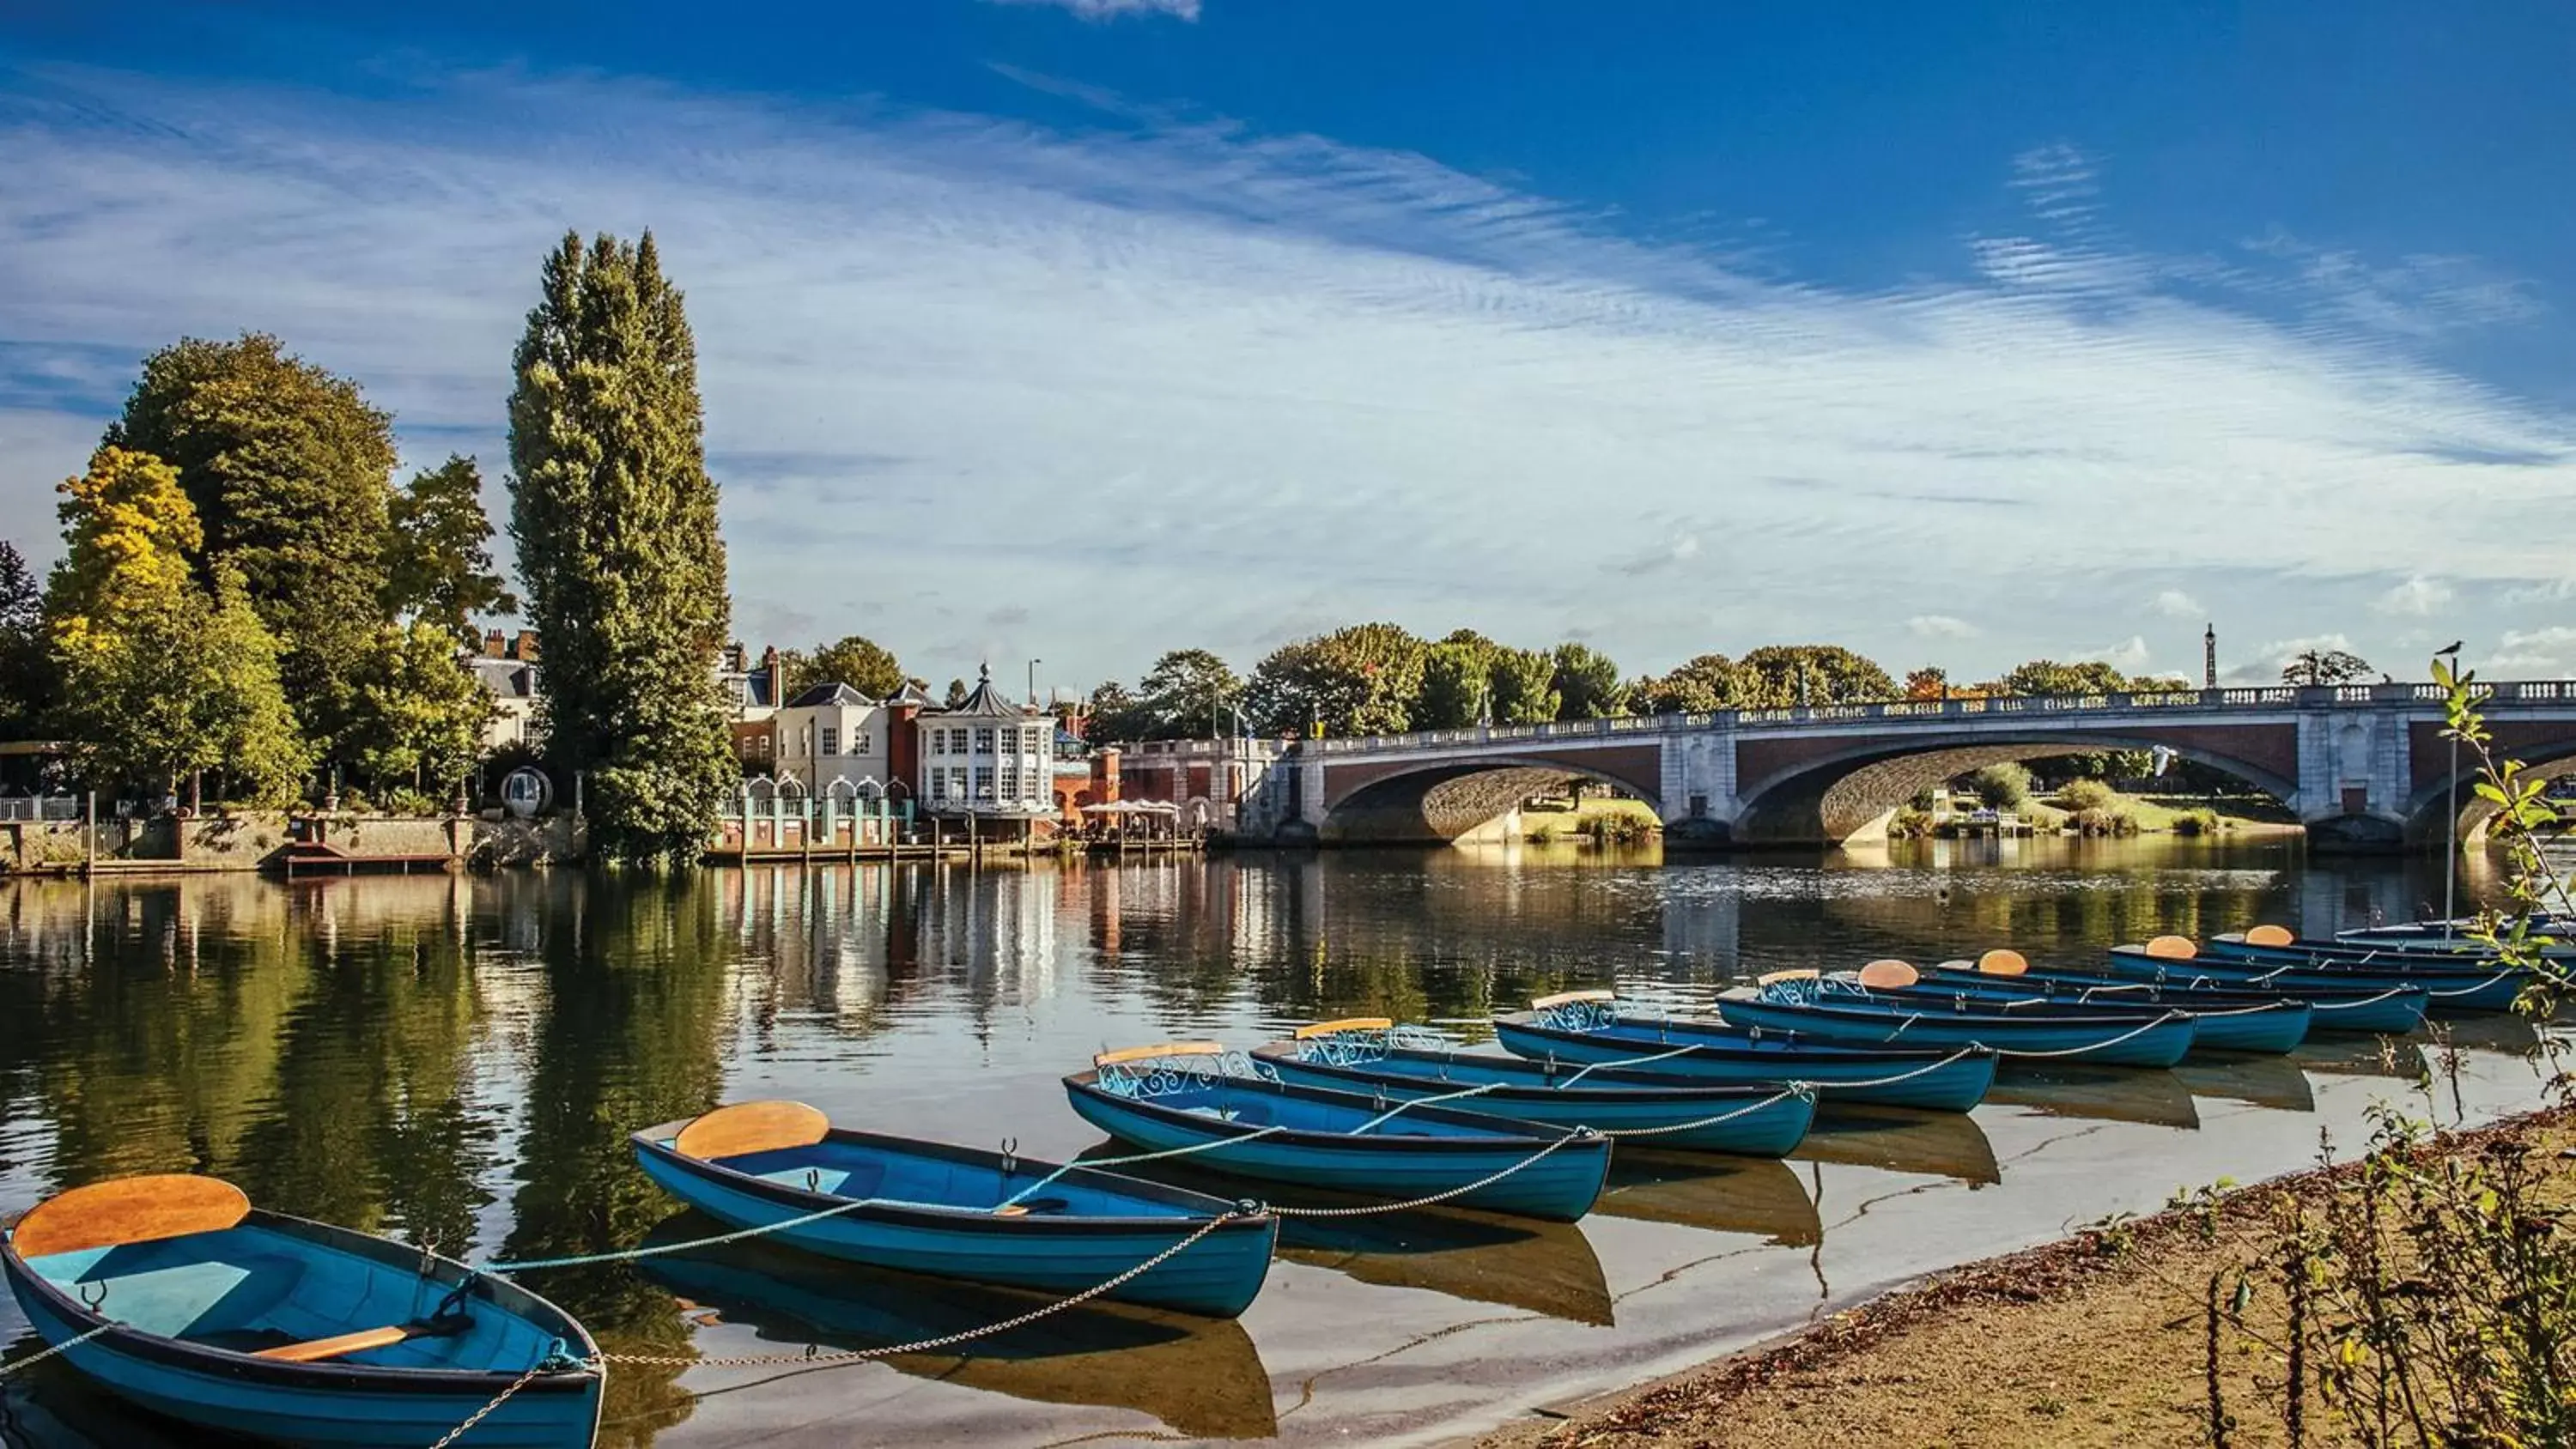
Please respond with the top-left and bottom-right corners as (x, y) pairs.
(1096, 1042), (1227, 1068)
(2244, 925), (2296, 947)
(12, 1174), (252, 1261)
(1294, 1018), (1393, 1039)
(1755, 969), (1819, 986)
(1856, 960), (1919, 988)
(254, 1325), (416, 1364)
(1978, 949), (2030, 976)
(2144, 935), (2198, 961)
(675, 1101), (830, 1161)
(1529, 990), (1615, 1009)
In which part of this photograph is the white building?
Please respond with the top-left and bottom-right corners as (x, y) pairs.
(773, 682), (892, 798)
(918, 665), (1054, 824)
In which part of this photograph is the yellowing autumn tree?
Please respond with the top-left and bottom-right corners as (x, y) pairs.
(47, 446), (309, 804)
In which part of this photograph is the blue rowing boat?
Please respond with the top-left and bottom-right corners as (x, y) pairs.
(631, 1100), (1278, 1319)
(1060, 1043), (1612, 1222)
(1923, 949), (2427, 1034)
(2112, 937), (2525, 1014)
(1877, 958), (2311, 1053)
(1, 1175), (601, 1448)
(1490, 994), (1998, 1112)
(1248, 1019), (1817, 1156)
(1717, 966), (2199, 1067)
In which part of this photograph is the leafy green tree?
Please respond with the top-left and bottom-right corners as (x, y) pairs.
(1550, 643), (1625, 719)
(47, 448), (308, 803)
(795, 635), (904, 698)
(347, 621), (491, 803)
(1629, 653), (1744, 714)
(1244, 622), (1428, 737)
(106, 332), (398, 758)
(1967, 762), (2033, 810)
(385, 455), (516, 646)
(507, 231), (736, 864)
(2282, 647), (2372, 686)
(1414, 640), (1489, 728)
(1083, 680), (1145, 740)
(1125, 648), (1243, 738)
(0, 540), (50, 738)
(1487, 646), (1560, 724)
(1736, 644), (1897, 706)
(1998, 658), (2131, 696)
(945, 677), (969, 709)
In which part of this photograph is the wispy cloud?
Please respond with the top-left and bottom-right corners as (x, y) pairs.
(2148, 589), (2204, 619)
(1, 64), (2572, 683)
(2488, 626), (2576, 678)
(2372, 574), (2455, 616)
(2076, 635), (2154, 675)
(985, 0), (1202, 21)
(1906, 614), (1979, 640)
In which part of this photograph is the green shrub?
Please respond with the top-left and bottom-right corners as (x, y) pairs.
(2172, 807), (2222, 837)
(2071, 805), (2139, 837)
(1968, 762), (2033, 810)
(1887, 806), (1935, 840)
(2057, 777), (2118, 812)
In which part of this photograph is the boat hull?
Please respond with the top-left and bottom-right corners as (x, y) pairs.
(1899, 978), (2311, 1053)
(1713, 997), (2198, 1068)
(2, 1219), (600, 1449)
(1953, 964), (2427, 1034)
(1489, 1014), (1997, 1112)
(2110, 949), (2521, 1015)
(630, 1128), (1277, 1319)
(1255, 1049), (1816, 1156)
(1060, 1075), (1610, 1222)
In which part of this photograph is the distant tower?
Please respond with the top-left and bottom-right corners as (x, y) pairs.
(2204, 623), (2218, 689)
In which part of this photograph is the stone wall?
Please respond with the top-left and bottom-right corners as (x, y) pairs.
(2, 811), (586, 873)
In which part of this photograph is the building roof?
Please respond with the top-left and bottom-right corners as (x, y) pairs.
(783, 682), (876, 709)
(884, 680), (939, 709)
(945, 664), (1039, 719)
(467, 657), (537, 700)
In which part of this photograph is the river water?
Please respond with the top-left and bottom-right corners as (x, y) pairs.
(0, 840), (2563, 1448)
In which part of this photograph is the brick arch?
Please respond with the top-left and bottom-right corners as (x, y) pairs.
(1318, 749), (1664, 843)
(2403, 725), (2576, 846)
(1731, 728), (2302, 844)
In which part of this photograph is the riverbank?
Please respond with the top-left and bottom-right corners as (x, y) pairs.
(1481, 1103), (2574, 1449)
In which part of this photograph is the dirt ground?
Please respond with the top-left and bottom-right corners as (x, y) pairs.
(1478, 1110), (2573, 1449)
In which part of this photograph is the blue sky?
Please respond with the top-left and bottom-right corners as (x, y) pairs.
(3, 0), (2573, 694)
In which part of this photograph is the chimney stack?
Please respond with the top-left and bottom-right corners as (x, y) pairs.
(484, 628), (505, 658)
(763, 646), (784, 707)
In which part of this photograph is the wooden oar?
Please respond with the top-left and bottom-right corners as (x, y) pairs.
(253, 1307), (476, 1363)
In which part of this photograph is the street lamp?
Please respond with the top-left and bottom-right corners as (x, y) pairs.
(1028, 658), (1042, 708)
(2435, 640), (2464, 938)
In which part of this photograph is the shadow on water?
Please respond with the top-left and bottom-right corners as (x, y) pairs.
(2170, 1052), (2318, 1112)
(632, 1211), (1278, 1440)
(1795, 1104), (2002, 1185)
(0, 1348), (200, 1449)
(1080, 1148), (1615, 1326)
(1593, 1149), (1820, 1246)
(1984, 1064), (2201, 1129)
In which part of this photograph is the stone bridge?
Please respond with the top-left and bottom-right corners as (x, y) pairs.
(1252, 682), (2576, 851)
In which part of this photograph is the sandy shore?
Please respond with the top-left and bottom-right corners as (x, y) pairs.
(1476, 1106), (2571, 1449)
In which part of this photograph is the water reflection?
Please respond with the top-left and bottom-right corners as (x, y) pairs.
(1794, 1106), (2002, 1186)
(634, 1216), (1277, 1440)
(0, 840), (2552, 1449)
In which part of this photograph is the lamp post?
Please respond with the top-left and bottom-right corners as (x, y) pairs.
(1028, 658), (1042, 708)
(2435, 640), (2464, 938)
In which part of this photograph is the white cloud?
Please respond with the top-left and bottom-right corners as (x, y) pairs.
(2148, 589), (2204, 619)
(2372, 574), (2455, 616)
(1906, 614), (1979, 640)
(2, 64), (2573, 685)
(985, 0), (1200, 19)
(2075, 635), (2154, 675)
(2484, 627), (2576, 679)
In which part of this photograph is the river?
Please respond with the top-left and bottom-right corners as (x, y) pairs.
(0, 839), (2563, 1447)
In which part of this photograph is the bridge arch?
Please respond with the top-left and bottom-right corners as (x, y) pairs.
(2401, 732), (2576, 849)
(1729, 729), (2302, 845)
(1318, 752), (1663, 844)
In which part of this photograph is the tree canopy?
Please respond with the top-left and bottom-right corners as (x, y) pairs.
(508, 230), (736, 863)
(796, 635), (905, 699)
(1550, 643), (1625, 719)
(2283, 648), (2373, 686)
(1736, 645), (1897, 706)
(386, 455), (517, 646)
(1244, 622), (1428, 737)
(0, 541), (46, 738)
(106, 332), (398, 757)
(46, 447), (308, 802)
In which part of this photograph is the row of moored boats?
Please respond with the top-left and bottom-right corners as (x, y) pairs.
(1, 919), (2551, 1446)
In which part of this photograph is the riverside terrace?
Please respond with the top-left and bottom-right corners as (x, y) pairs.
(1236, 682), (2576, 850)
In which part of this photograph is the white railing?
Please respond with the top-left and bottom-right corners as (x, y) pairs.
(0, 797), (82, 822)
(1297, 681), (2576, 756)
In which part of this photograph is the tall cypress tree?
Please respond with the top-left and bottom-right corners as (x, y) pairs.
(507, 231), (735, 864)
